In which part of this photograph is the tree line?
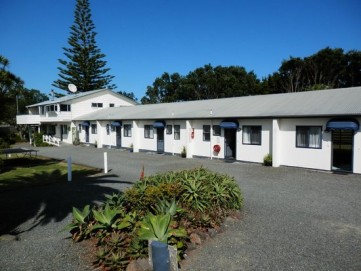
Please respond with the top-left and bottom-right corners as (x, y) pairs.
(141, 47), (361, 104)
(0, 55), (48, 126)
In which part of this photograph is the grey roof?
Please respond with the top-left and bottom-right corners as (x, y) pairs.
(74, 87), (361, 121)
(28, 89), (137, 107)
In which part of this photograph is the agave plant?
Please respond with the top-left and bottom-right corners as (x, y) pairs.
(104, 193), (125, 208)
(181, 179), (209, 212)
(92, 204), (122, 231)
(152, 199), (184, 217)
(62, 205), (92, 242)
(138, 213), (187, 244)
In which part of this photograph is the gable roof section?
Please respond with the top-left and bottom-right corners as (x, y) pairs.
(75, 87), (361, 121)
(27, 89), (137, 107)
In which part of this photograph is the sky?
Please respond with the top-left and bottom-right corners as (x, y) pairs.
(1, 0), (360, 100)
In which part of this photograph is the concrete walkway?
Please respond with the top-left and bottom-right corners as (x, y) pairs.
(1, 144), (361, 270)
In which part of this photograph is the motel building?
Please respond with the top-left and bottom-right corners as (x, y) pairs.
(16, 87), (361, 174)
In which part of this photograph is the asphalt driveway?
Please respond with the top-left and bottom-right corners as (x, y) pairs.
(0, 144), (360, 270)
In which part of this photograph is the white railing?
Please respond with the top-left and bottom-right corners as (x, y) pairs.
(16, 114), (41, 125)
(43, 135), (61, 147)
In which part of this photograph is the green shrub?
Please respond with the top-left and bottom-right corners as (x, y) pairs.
(0, 137), (10, 149)
(33, 132), (51, 147)
(65, 167), (243, 270)
(263, 153), (272, 166)
(181, 146), (186, 158)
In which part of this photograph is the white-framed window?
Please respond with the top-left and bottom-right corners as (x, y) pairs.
(60, 104), (71, 111)
(91, 124), (97, 134)
(109, 103), (114, 107)
(174, 125), (180, 140)
(46, 104), (57, 112)
(144, 125), (154, 139)
(243, 126), (262, 145)
(213, 125), (221, 136)
(166, 125), (172, 134)
(203, 125), (211, 141)
(91, 103), (103, 108)
(124, 124), (132, 137)
(61, 125), (68, 135)
(106, 124), (110, 135)
(296, 126), (322, 149)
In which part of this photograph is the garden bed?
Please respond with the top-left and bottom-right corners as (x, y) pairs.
(64, 167), (243, 270)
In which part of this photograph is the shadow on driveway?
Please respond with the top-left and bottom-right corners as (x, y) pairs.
(0, 173), (132, 236)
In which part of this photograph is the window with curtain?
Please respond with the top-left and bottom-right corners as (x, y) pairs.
(242, 126), (261, 145)
(166, 125), (172, 134)
(203, 125), (211, 141)
(124, 124), (132, 137)
(144, 125), (154, 138)
(174, 125), (180, 140)
(213, 125), (221, 136)
(296, 126), (322, 149)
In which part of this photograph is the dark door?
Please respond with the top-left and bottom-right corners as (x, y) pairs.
(60, 125), (63, 141)
(332, 130), (353, 172)
(224, 129), (236, 159)
(116, 126), (122, 148)
(157, 128), (165, 153)
(85, 126), (90, 143)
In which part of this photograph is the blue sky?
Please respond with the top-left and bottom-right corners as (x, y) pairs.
(1, 0), (360, 100)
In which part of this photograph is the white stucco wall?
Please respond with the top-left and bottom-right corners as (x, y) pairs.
(277, 118), (331, 171)
(122, 121), (134, 149)
(353, 117), (361, 174)
(71, 92), (134, 119)
(191, 120), (213, 158)
(138, 121), (157, 152)
(237, 119), (272, 163)
(164, 120), (187, 155)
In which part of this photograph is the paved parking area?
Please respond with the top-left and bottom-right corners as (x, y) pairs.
(1, 144), (361, 270)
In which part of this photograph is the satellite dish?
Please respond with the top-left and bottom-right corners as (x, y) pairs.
(68, 84), (77, 93)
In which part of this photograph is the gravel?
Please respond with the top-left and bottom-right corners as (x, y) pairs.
(1, 144), (360, 271)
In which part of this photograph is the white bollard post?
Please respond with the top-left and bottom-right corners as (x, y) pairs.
(104, 152), (108, 173)
(67, 156), (72, 182)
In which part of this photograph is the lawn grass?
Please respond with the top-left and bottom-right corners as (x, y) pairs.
(0, 156), (102, 191)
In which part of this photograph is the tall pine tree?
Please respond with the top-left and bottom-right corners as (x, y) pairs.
(53, 0), (116, 92)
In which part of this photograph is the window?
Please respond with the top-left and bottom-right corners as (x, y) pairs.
(174, 125), (180, 140)
(166, 125), (172, 134)
(91, 124), (97, 134)
(60, 104), (71, 111)
(243, 126), (262, 145)
(49, 125), (56, 135)
(106, 124), (110, 135)
(203, 125), (211, 141)
(296, 126), (322, 149)
(61, 125), (68, 135)
(144, 125), (154, 139)
(78, 124), (82, 131)
(109, 103), (114, 107)
(46, 104), (57, 112)
(91, 103), (103, 108)
(124, 124), (132, 137)
(213, 125), (221, 136)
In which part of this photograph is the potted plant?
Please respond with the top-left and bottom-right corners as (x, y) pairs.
(181, 146), (187, 158)
(263, 153), (272, 166)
